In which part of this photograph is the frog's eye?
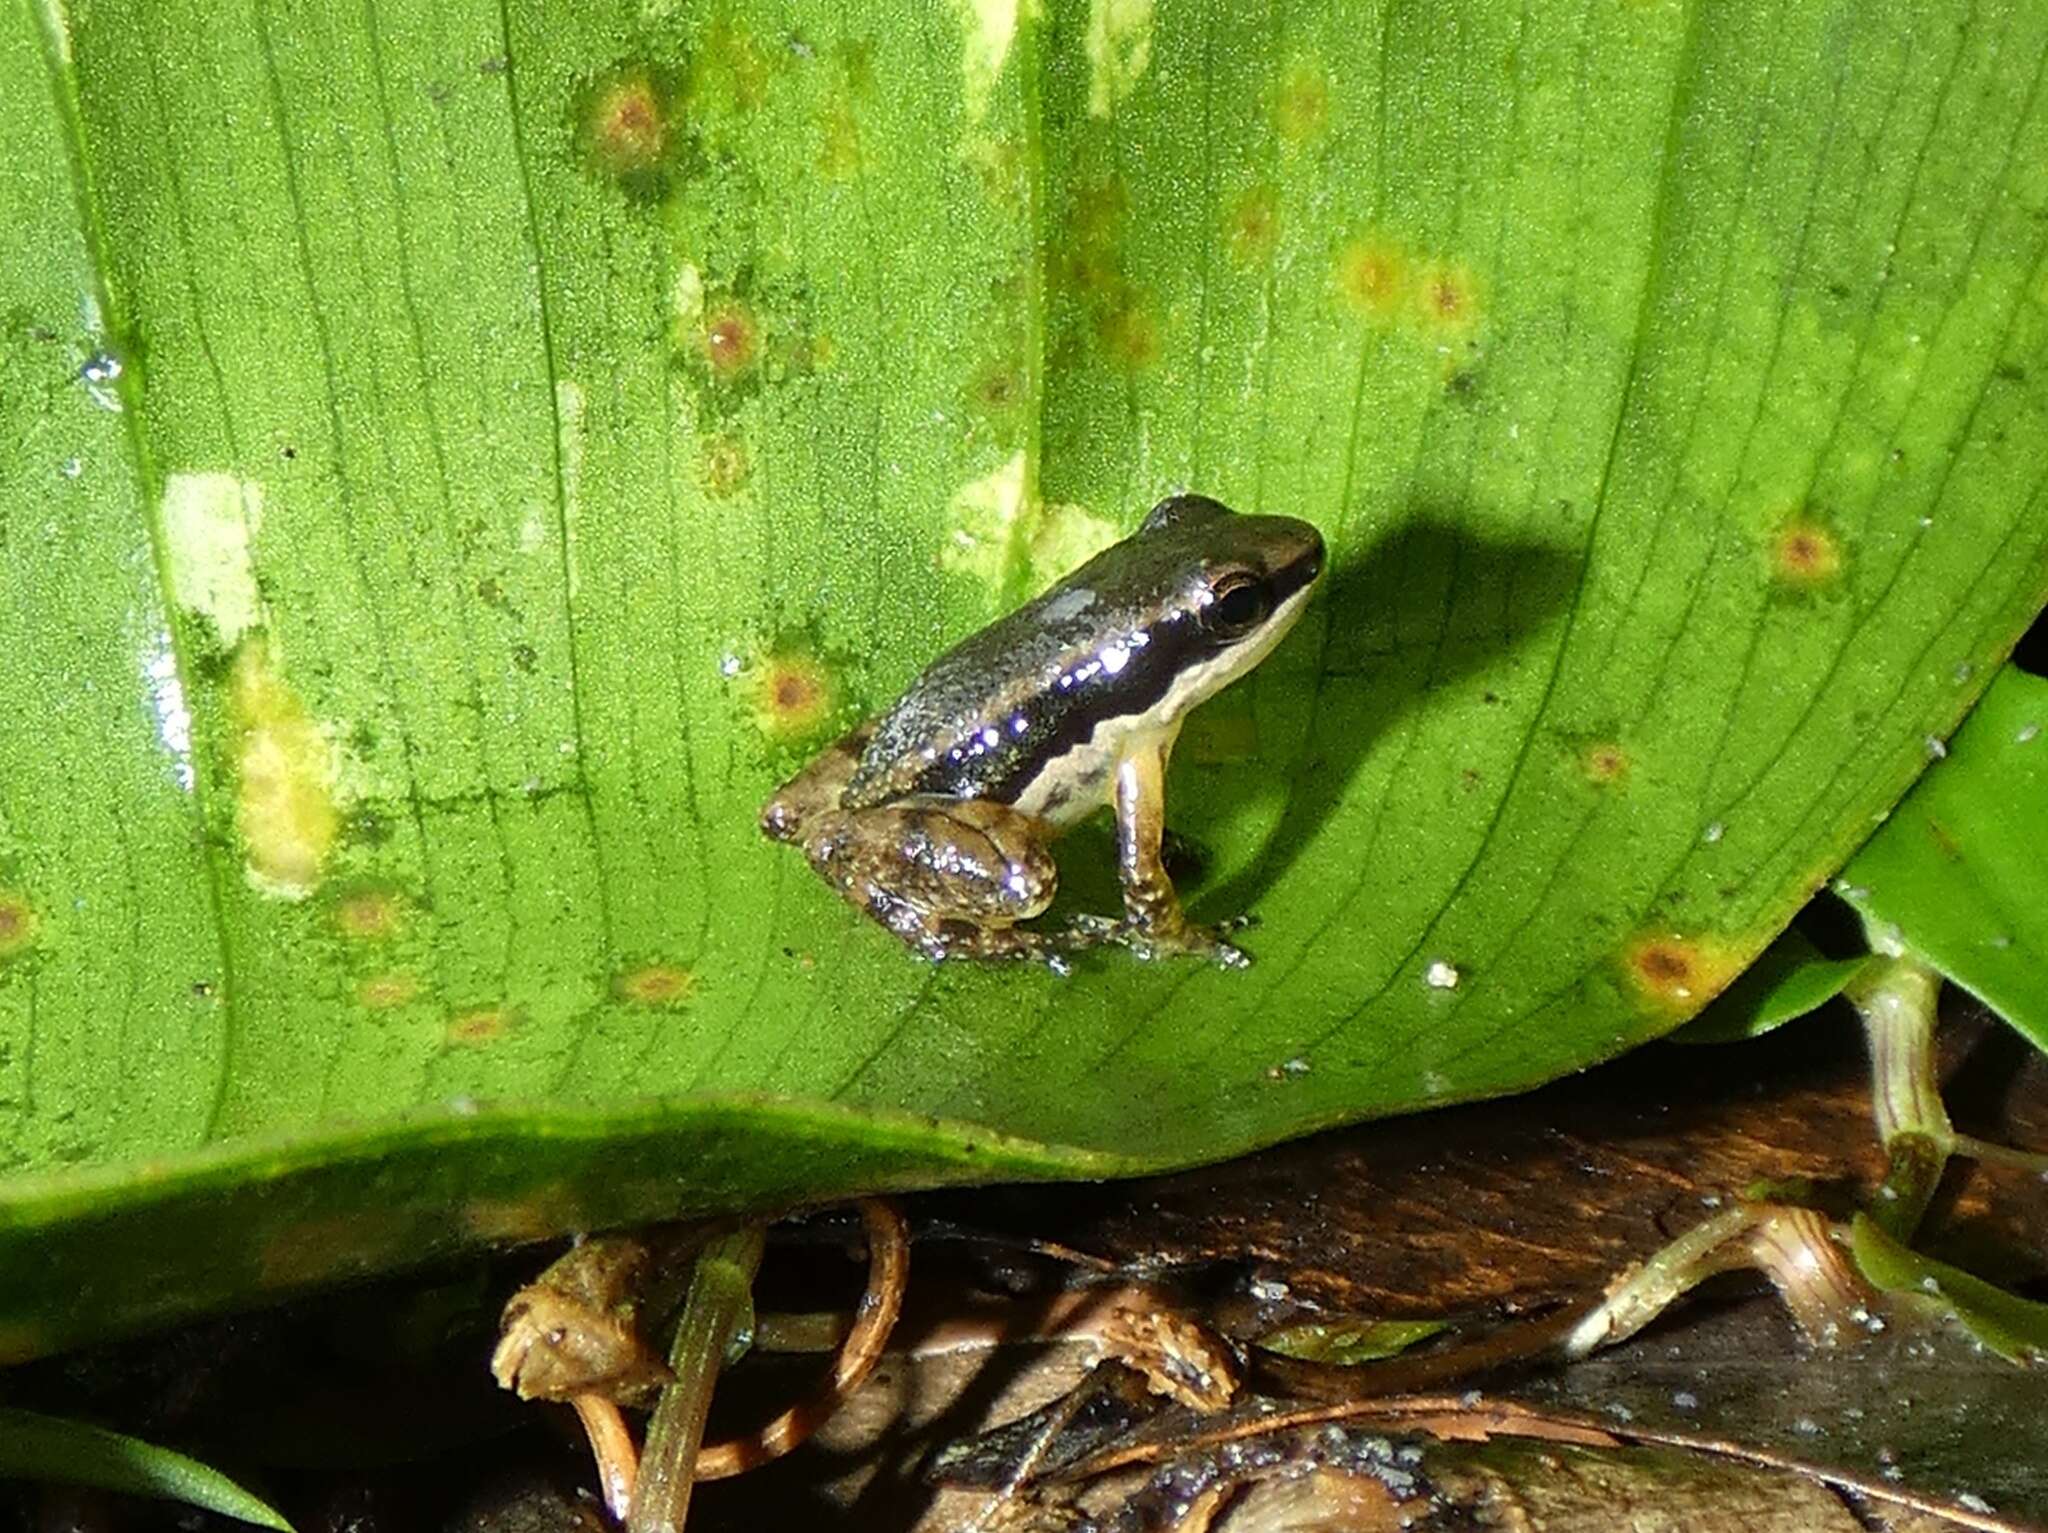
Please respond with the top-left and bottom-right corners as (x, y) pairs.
(1207, 576), (1272, 634)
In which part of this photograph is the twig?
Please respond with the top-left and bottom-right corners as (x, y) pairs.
(627, 1226), (767, 1533)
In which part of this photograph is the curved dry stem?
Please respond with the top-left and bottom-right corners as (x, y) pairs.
(695, 1197), (910, 1480)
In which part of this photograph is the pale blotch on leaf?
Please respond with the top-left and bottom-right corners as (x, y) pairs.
(0, 890), (38, 959)
(1225, 184), (1281, 266)
(739, 648), (839, 742)
(447, 1005), (517, 1047)
(1273, 58), (1329, 142)
(1770, 518), (1844, 587)
(1582, 741), (1630, 786)
(1622, 933), (1743, 1011)
(943, 451), (1119, 593)
(333, 886), (405, 941)
(356, 971), (421, 1010)
(230, 639), (340, 900)
(1086, 0), (1154, 117)
(699, 433), (751, 498)
(1095, 290), (1161, 370)
(819, 91), (861, 179)
(161, 470), (265, 647)
(952, 0), (1030, 123)
(616, 961), (697, 1009)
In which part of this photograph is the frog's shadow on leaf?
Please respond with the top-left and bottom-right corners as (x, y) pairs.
(1195, 514), (1584, 919)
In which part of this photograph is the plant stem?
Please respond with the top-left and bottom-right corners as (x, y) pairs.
(1846, 948), (1948, 1243)
(627, 1225), (767, 1533)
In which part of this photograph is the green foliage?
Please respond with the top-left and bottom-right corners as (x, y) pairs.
(2, 0), (2046, 1354)
(1851, 1214), (2048, 1367)
(0, 1408), (292, 1529)
(1840, 666), (2048, 1052)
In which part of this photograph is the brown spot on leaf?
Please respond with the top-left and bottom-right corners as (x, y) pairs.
(702, 302), (759, 379)
(1770, 518), (1844, 586)
(1225, 184), (1280, 266)
(447, 1005), (516, 1046)
(356, 971), (420, 1010)
(741, 648), (838, 741)
(0, 891), (37, 959)
(1622, 933), (1743, 1011)
(577, 66), (677, 187)
(333, 887), (404, 941)
(615, 961), (696, 1008)
(700, 433), (750, 498)
(1415, 259), (1482, 336)
(1095, 291), (1161, 370)
(1336, 234), (1411, 319)
(1582, 742), (1630, 786)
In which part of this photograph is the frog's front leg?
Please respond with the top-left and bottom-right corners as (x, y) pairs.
(1103, 730), (1250, 969)
(801, 797), (1075, 966)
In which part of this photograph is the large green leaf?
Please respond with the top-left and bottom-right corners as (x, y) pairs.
(3, 0), (2047, 1357)
(1840, 664), (2048, 1049)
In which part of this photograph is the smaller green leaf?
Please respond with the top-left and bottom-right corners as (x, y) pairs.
(1850, 1213), (2048, 1366)
(1256, 1316), (1451, 1366)
(1840, 666), (2048, 1052)
(1669, 930), (1871, 1046)
(0, 1408), (292, 1530)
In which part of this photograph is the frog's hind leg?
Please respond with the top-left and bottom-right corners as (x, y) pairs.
(803, 798), (1071, 967)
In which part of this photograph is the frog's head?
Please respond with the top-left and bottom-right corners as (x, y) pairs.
(1128, 493), (1326, 713)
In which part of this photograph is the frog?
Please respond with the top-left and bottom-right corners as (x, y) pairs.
(760, 493), (1325, 970)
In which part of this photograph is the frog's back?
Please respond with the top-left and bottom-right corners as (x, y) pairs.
(842, 582), (1120, 811)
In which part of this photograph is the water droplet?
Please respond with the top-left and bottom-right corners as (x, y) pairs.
(1953, 661), (1974, 684)
(1701, 820), (1724, 844)
(2017, 722), (2040, 745)
(1924, 735), (1947, 760)
(1424, 959), (1459, 989)
(59, 457), (82, 479)
(1672, 1391), (1698, 1409)
(79, 351), (123, 411)
(719, 653), (742, 678)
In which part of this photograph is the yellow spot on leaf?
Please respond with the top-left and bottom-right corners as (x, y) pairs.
(230, 639), (339, 900)
(1622, 933), (1743, 1012)
(333, 886), (405, 940)
(0, 890), (37, 959)
(741, 649), (838, 742)
(1086, 0), (1154, 117)
(161, 471), (265, 647)
(1415, 258), (1482, 337)
(616, 961), (697, 1008)
(1274, 59), (1328, 142)
(1336, 234), (1413, 319)
(356, 971), (420, 1010)
(1770, 518), (1844, 586)
(1225, 185), (1280, 266)
(1095, 290), (1160, 369)
(700, 433), (751, 498)
(1582, 742), (1630, 786)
